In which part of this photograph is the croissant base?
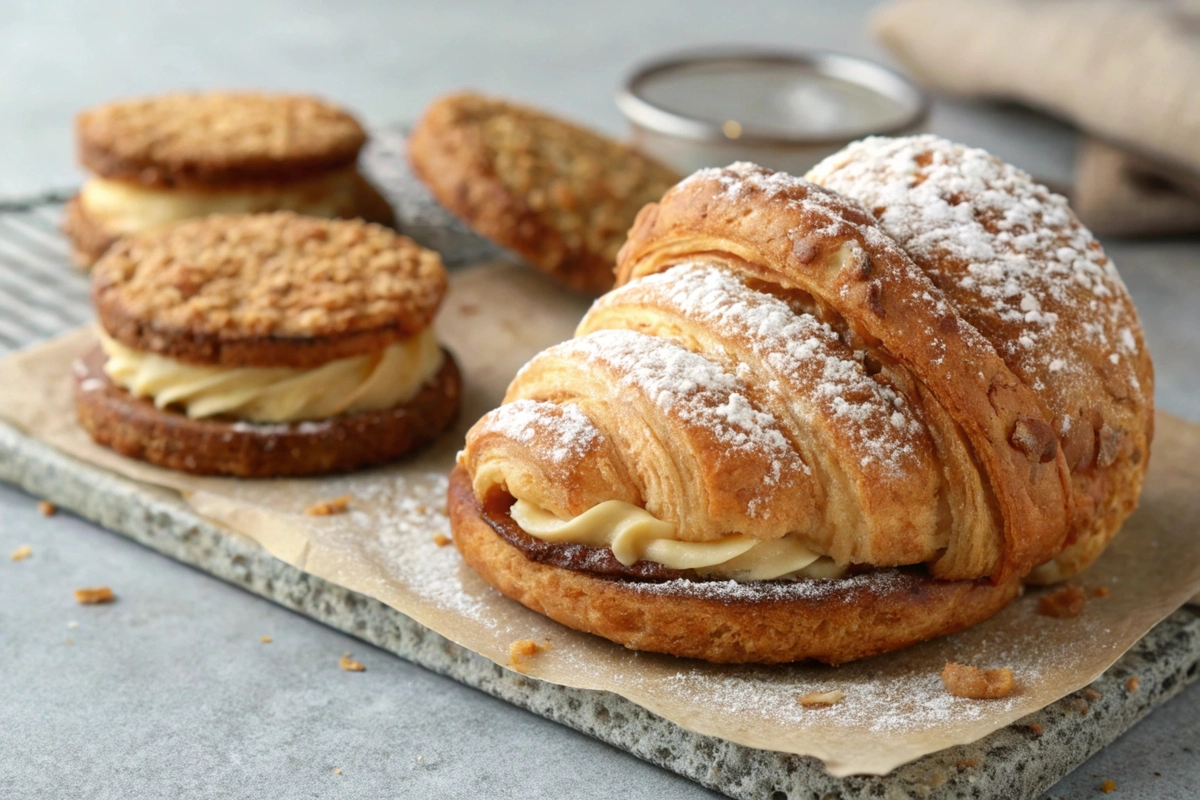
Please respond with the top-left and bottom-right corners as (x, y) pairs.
(449, 467), (1022, 665)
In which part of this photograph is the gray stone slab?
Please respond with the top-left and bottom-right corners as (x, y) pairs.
(2, 421), (1197, 800)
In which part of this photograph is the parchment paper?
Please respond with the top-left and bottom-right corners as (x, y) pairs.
(2, 261), (1199, 777)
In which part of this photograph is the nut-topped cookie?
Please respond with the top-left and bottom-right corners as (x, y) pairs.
(408, 92), (681, 296)
(64, 91), (395, 267)
(75, 212), (459, 477)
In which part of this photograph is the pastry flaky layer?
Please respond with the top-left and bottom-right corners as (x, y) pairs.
(456, 136), (1152, 663)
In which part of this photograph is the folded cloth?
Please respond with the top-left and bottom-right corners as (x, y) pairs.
(873, 0), (1200, 236)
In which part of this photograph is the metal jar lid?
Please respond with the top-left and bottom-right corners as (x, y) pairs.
(617, 48), (929, 175)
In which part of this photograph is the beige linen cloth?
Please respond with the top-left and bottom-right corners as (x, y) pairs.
(874, 0), (1200, 236)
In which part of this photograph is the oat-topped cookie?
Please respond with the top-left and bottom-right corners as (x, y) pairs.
(77, 92), (365, 188)
(408, 92), (680, 296)
(64, 91), (394, 268)
(93, 212), (444, 369)
(76, 212), (459, 477)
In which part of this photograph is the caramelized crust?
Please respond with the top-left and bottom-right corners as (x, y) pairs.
(408, 92), (680, 295)
(450, 467), (1020, 665)
(75, 346), (460, 477)
(77, 92), (365, 188)
(92, 213), (445, 368)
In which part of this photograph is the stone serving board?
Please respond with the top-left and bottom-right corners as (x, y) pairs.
(2, 422), (1197, 800)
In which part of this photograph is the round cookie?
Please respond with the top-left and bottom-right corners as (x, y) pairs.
(91, 212), (445, 368)
(448, 467), (1021, 665)
(76, 92), (366, 188)
(408, 92), (681, 296)
(80, 212), (458, 476)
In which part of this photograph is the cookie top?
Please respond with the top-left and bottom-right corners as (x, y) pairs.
(77, 92), (367, 188)
(92, 212), (446, 369)
(408, 92), (680, 295)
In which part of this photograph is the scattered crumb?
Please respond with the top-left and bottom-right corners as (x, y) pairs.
(65, 638), (73, 645)
(1125, 676), (1140, 692)
(67, 620), (79, 629)
(1092, 586), (1110, 598)
(261, 636), (272, 644)
(415, 504), (427, 514)
(74, 586), (115, 605)
(1071, 697), (1091, 715)
(928, 771), (948, 789)
(333, 768), (342, 775)
(508, 638), (546, 672)
(1083, 688), (1101, 701)
(10, 544), (32, 562)
(38, 500), (56, 516)
(798, 690), (845, 707)
(1027, 722), (1044, 736)
(1038, 584), (1087, 618)
(941, 662), (1016, 699)
(432, 533), (452, 547)
(306, 495), (352, 516)
(459, 303), (480, 317)
(339, 653), (366, 672)
(955, 758), (979, 769)
(1101, 778), (1116, 793)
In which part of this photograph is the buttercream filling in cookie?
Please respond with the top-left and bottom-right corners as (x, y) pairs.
(509, 498), (846, 581)
(80, 169), (359, 235)
(99, 329), (443, 423)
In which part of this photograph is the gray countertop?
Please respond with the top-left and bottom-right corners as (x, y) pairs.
(1, 2), (1197, 798)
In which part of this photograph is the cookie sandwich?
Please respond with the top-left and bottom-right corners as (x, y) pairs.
(408, 91), (680, 296)
(75, 212), (459, 477)
(64, 91), (395, 267)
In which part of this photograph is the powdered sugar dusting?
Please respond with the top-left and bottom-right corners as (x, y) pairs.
(808, 135), (1145, 407)
(554, 328), (805, 501)
(598, 263), (925, 472)
(473, 399), (600, 466)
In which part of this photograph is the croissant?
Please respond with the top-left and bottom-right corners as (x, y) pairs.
(450, 136), (1153, 664)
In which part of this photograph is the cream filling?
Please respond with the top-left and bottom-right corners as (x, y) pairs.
(80, 169), (359, 235)
(510, 499), (846, 581)
(100, 329), (443, 423)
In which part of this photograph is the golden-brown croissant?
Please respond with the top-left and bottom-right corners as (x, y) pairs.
(450, 137), (1153, 664)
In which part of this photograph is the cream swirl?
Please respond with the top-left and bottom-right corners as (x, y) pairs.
(100, 329), (442, 423)
(510, 499), (845, 581)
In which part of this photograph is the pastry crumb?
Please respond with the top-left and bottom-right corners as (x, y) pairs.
(1027, 722), (1044, 736)
(432, 533), (452, 547)
(1071, 697), (1091, 715)
(797, 690), (845, 707)
(1083, 688), (1101, 701)
(955, 758), (979, 769)
(306, 495), (352, 516)
(38, 501), (56, 516)
(339, 653), (366, 672)
(1101, 778), (1116, 793)
(1092, 586), (1110, 598)
(261, 636), (272, 644)
(65, 637), (74, 645)
(74, 586), (115, 604)
(941, 662), (1015, 699)
(1125, 676), (1140, 692)
(508, 638), (546, 672)
(333, 768), (342, 775)
(10, 544), (32, 562)
(1038, 584), (1087, 618)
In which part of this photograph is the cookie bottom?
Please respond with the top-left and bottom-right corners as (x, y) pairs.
(61, 174), (398, 269)
(74, 345), (460, 477)
(448, 466), (1021, 664)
